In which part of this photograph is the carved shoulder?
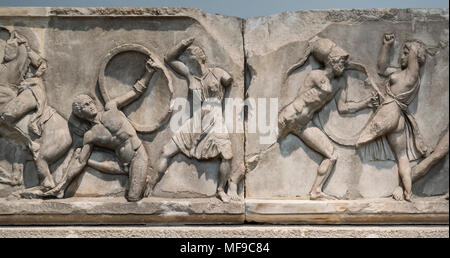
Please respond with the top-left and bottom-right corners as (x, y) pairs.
(83, 124), (111, 145)
(212, 67), (233, 87)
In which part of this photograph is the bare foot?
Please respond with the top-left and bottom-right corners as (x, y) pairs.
(404, 191), (412, 202)
(227, 182), (242, 202)
(217, 190), (230, 203)
(392, 186), (404, 201)
(43, 181), (65, 198)
(310, 191), (338, 200)
(41, 176), (56, 191)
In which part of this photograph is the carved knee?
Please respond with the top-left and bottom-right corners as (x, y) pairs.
(318, 150), (337, 176)
(326, 147), (337, 162)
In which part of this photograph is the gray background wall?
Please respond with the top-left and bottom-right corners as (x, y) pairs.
(1, 0), (449, 18)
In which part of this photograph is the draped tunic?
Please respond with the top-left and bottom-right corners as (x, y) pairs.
(172, 67), (233, 160)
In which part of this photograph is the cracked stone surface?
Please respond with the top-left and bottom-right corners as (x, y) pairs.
(0, 7), (448, 225)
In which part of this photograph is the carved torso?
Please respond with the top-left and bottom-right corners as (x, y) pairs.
(191, 68), (225, 104)
(89, 106), (141, 164)
(287, 70), (335, 128)
(388, 69), (419, 99)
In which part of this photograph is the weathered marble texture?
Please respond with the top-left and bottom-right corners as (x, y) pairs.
(245, 8), (449, 200)
(0, 7), (245, 201)
(0, 7), (448, 224)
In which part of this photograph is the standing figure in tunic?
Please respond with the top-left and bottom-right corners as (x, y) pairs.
(155, 37), (240, 202)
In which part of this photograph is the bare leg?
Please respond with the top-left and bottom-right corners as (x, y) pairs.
(356, 103), (400, 147)
(296, 125), (337, 200)
(217, 158), (232, 203)
(396, 130), (449, 201)
(412, 130), (449, 182)
(152, 139), (179, 190)
(387, 116), (412, 201)
(19, 153), (56, 199)
(34, 154), (55, 190)
(127, 146), (149, 202)
(227, 164), (245, 201)
(87, 159), (125, 175)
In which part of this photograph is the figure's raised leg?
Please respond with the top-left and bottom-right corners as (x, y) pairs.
(356, 102), (401, 147)
(296, 125), (337, 200)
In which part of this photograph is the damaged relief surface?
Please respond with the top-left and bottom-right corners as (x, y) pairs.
(0, 7), (448, 224)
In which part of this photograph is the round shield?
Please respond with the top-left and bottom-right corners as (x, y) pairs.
(98, 44), (173, 133)
(317, 69), (375, 146)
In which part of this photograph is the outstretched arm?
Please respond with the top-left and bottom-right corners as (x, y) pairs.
(336, 86), (379, 114)
(87, 159), (125, 175)
(377, 33), (397, 76)
(164, 37), (195, 79)
(107, 59), (159, 110)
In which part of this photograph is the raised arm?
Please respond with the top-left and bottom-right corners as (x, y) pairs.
(13, 31), (47, 77)
(377, 33), (397, 76)
(27, 48), (47, 77)
(107, 59), (159, 110)
(164, 37), (195, 79)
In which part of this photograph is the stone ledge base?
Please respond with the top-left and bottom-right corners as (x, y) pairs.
(0, 225), (448, 238)
(0, 197), (244, 225)
(246, 197), (449, 224)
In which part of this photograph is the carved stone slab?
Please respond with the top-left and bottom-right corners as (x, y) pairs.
(0, 7), (448, 225)
(0, 197), (244, 225)
(244, 9), (448, 223)
(0, 7), (245, 224)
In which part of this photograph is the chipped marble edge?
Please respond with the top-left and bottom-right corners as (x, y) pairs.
(0, 7), (209, 18)
(245, 198), (449, 224)
(0, 197), (245, 216)
(0, 7), (447, 20)
(246, 197), (450, 214)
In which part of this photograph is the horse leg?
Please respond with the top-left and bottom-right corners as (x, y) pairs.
(34, 154), (55, 190)
(11, 145), (25, 186)
(35, 114), (72, 191)
(0, 89), (40, 156)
